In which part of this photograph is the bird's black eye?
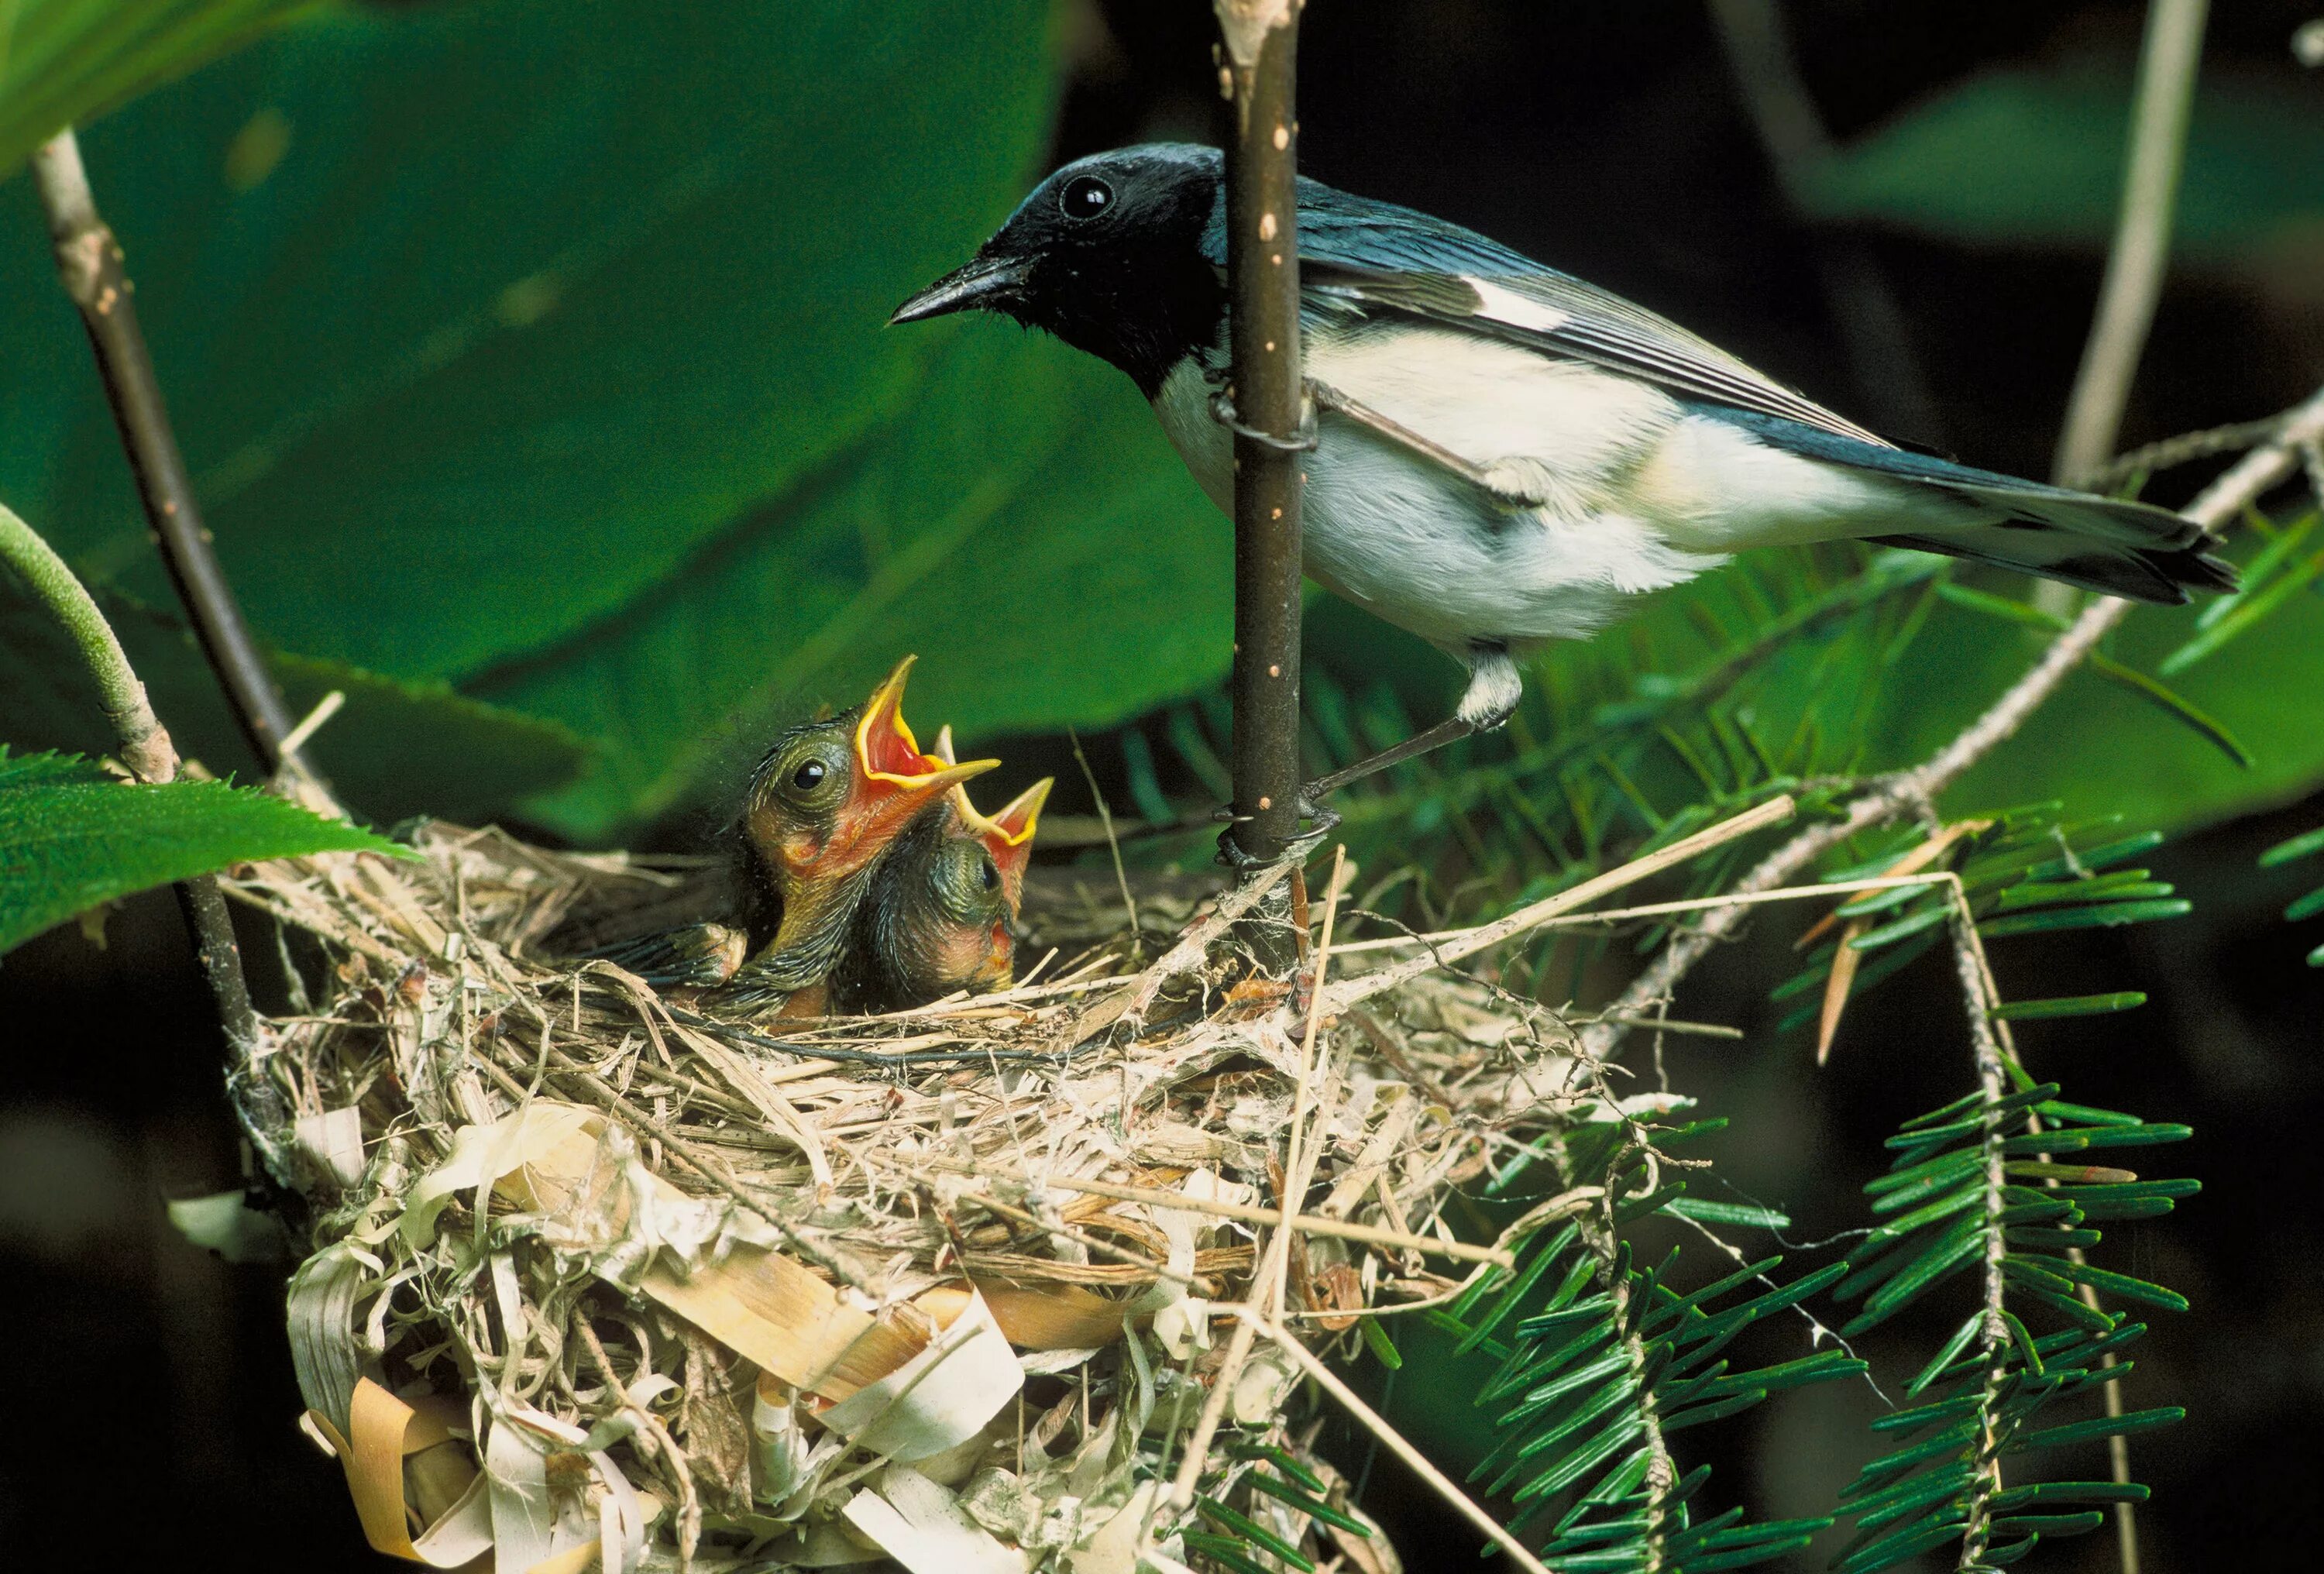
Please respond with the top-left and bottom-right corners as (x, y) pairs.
(791, 760), (826, 791)
(1058, 174), (1113, 221)
(979, 857), (1000, 892)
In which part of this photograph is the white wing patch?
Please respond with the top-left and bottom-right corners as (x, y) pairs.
(1463, 276), (1570, 335)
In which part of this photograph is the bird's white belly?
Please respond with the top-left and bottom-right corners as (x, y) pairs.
(1150, 327), (1913, 650)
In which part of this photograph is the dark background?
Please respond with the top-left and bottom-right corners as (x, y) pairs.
(3, 2), (2319, 1567)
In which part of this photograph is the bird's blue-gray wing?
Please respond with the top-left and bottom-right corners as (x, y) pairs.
(1208, 179), (1890, 448)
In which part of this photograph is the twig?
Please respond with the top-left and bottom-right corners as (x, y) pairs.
(0, 500), (287, 1177)
(2052, 0), (2212, 488)
(1325, 871), (1952, 955)
(29, 129), (307, 777)
(1067, 726), (1143, 957)
(1944, 878), (2015, 1569)
(1226, 1307), (1555, 1574)
(1576, 382), (2324, 1066)
(1322, 794), (1796, 1012)
(1166, 840), (1346, 1517)
(926, 1163), (1508, 1267)
(1217, 0), (1307, 878)
(1121, 860), (1294, 1024)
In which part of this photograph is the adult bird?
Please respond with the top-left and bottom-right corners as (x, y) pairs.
(892, 144), (2233, 819)
(593, 657), (997, 1016)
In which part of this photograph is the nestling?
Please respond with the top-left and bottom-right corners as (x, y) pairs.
(591, 657), (995, 1016)
(894, 145), (2234, 815)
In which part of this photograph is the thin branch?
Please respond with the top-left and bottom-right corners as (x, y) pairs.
(30, 129), (308, 778)
(1576, 382), (2324, 1065)
(1067, 726), (1143, 957)
(1217, 0), (1307, 879)
(1165, 842), (1346, 1517)
(1323, 793), (1796, 1012)
(0, 501), (174, 783)
(2052, 0), (2212, 486)
(0, 500), (286, 1174)
(1945, 877), (2014, 1569)
(1229, 1307), (1556, 1574)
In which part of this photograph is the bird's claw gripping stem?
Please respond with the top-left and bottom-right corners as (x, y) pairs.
(1208, 387), (1319, 452)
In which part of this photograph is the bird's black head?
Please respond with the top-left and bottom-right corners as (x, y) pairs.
(890, 144), (1226, 397)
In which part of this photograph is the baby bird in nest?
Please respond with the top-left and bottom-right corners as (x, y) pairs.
(828, 733), (1053, 1012)
(593, 657), (995, 1016)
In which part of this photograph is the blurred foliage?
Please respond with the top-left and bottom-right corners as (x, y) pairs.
(1800, 59), (2324, 264)
(0, 0), (1227, 839)
(0, 0), (315, 181)
(0, 747), (401, 955)
(2259, 819), (2324, 967)
(0, 579), (592, 823)
(2, 4), (2319, 857)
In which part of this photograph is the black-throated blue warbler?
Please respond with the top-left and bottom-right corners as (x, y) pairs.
(893, 144), (2233, 808)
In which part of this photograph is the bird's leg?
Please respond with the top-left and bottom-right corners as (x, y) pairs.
(1297, 641), (1525, 814)
(1307, 379), (1552, 510)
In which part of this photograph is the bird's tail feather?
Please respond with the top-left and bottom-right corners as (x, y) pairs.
(1714, 409), (2237, 604)
(1875, 482), (2236, 606)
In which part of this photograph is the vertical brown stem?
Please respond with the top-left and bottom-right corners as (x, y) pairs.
(30, 129), (307, 778)
(1217, 2), (1306, 889)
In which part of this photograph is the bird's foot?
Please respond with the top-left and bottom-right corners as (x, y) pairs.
(1207, 387), (1319, 453)
(1211, 796), (1340, 871)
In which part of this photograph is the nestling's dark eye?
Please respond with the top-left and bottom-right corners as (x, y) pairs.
(979, 857), (1000, 892)
(791, 760), (826, 791)
(1058, 174), (1113, 221)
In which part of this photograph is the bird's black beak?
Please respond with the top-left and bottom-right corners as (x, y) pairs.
(889, 253), (1027, 325)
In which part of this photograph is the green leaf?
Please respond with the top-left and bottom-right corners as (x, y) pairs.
(1977, 899), (2192, 938)
(1243, 1472), (1370, 1535)
(1662, 1197), (1792, 1229)
(2084, 651), (2253, 768)
(2161, 541), (2324, 676)
(1798, 60), (2324, 262)
(1194, 1497), (1313, 1572)
(2008, 1406), (2184, 1455)
(0, 0), (1217, 840)
(0, 747), (404, 953)
(2260, 823), (2324, 868)
(0, 0), (315, 180)
(0, 582), (593, 823)
(1991, 991), (2147, 1020)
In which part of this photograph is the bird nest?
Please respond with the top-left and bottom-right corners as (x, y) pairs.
(221, 806), (1701, 1574)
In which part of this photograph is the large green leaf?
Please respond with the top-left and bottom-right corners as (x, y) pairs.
(474, 319), (1230, 836)
(0, 580), (593, 823)
(1799, 60), (2324, 262)
(0, 747), (403, 954)
(1862, 569), (2324, 835)
(4, 0), (1222, 840)
(0, 0), (315, 180)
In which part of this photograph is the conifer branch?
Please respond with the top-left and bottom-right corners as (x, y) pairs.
(1576, 380), (2324, 1066)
